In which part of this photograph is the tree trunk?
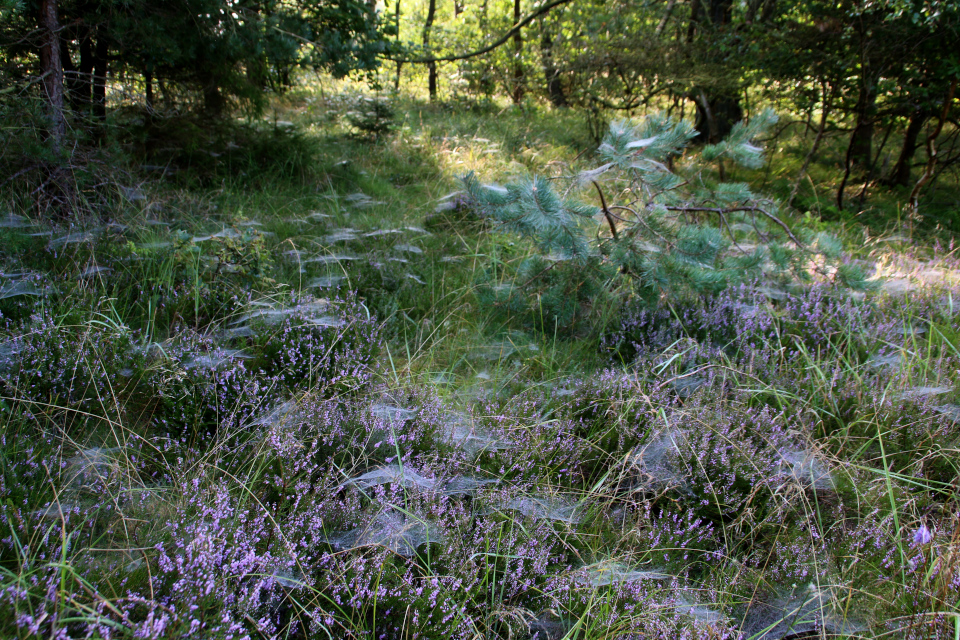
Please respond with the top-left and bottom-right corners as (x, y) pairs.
(690, 0), (739, 143)
(694, 92), (742, 143)
(886, 110), (928, 187)
(656, 0), (677, 35)
(849, 74), (877, 168)
(92, 29), (108, 121)
(539, 24), (566, 108)
(687, 0), (701, 41)
(909, 79), (957, 215)
(511, 0), (524, 104)
(145, 70), (154, 111)
(77, 31), (94, 109)
(423, 0), (438, 101)
(394, 0), (403, 91)
(40, 0), (65, 153)
(62, 35), (81, 111)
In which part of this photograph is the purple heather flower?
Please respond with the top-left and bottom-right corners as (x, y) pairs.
(913, 524), (933, 546)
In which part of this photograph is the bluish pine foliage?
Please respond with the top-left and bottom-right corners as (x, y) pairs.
(460, 111), (873, 332)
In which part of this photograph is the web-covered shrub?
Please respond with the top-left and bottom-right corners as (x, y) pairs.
(0, 313), (148, 429)
(149, 297), (381, 439)
(243, 296), (382, 395)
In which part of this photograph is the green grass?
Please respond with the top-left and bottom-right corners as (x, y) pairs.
(0, 80), (959, 639)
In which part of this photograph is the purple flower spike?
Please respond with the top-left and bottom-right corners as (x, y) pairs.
(913, 524), (933, 546)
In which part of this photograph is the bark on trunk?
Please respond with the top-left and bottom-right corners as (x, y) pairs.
(849, 76), (877, 168)
(40, 0), (65, 153)
(695, 92), (742, 143)
(689, 0), (739, 143)
(511, 0), (524, 104)
(887, 110), (928, 187)
(540, 26), (566, 108)
(92, 30), (108, 121)
(77, 32), (94, 109)
(909, 80), (957, 214)
(423, 0), (437, 101)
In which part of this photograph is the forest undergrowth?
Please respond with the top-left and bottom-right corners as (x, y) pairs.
(1, 87), (959, 640)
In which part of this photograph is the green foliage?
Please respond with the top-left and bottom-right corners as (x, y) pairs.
(344, 95), (397, 139)
(112, 225), (274, 334)
(458, 111), (863, 333)
(702, 109), (779, 169)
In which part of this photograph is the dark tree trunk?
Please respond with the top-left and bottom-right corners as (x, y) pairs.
(423, 0), (438, 101)
(688, 0), (701, 41)
(909, 79), (957, 214)
(850, 76), (877, 168)
(92, 30), (108, 121)
(887, 110), (928, 187)
(540, 26), (566, 108)
(695, 92), (742, 143)
(203, 80), (225, 116)
(40, 0), (65, 153)
(394, 60), (403, 92)
(62, 36), (81, 111)
(511, 0), (524, 104)
(77, 32), (94, 108)
(145, 70), (154, 111)
(394, 0), (402, 90)
(690, 0), (739, 143)
(706, 0), (733, 25)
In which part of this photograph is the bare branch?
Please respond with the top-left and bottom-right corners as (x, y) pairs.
(661, 205), (804, 247)
(592, 181), (619, 240)
(386, 0), (576, 64)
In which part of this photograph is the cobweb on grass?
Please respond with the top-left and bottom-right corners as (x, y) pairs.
(63, 447), (124, 491)
(439, 411), (514, 456)
(774, 448), (835, 490)
(630, 427), (688, 489)
(0, 279), (41, 299)
(230, 300), (333, 327)
(339, 464), (495, 497)
(441, 476), (498, 496)
(527, 613), (569, 640)
(302, 253), (359, 265)
(0, 213), (32, 228)
(673, 596), (726, 626)
(341, 464), (436, 491)
(866, 351), (902, 369)
(369, 403), (416, 428)
(182, 349), (251, 370)
(581, 560), (671, 586)
(308, 276), (344, 289)
(896, 386), (952, 401)
(498, 494), (585, 524)
(738, 586), (862, 640)
(327, 511), (443, 557)
(323, 229), (360, 243)
(935, 404), (960, 422)
(249, 400), (300, 429)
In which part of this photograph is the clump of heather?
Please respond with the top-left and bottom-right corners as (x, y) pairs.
(150, 294), (381, 439)
(0, 311), (147, 429)
(246, 295), (382, 395)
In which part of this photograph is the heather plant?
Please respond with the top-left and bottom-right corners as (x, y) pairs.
(3, 96), (960, 640)
(0, 311), (149, 431)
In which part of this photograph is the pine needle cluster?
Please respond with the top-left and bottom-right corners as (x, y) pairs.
(459, 110), (872, 333)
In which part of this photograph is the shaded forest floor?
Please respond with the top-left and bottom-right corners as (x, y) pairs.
(1, 87), (960, 639)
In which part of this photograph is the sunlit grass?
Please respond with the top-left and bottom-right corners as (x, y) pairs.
(0, 82), (958, 639)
